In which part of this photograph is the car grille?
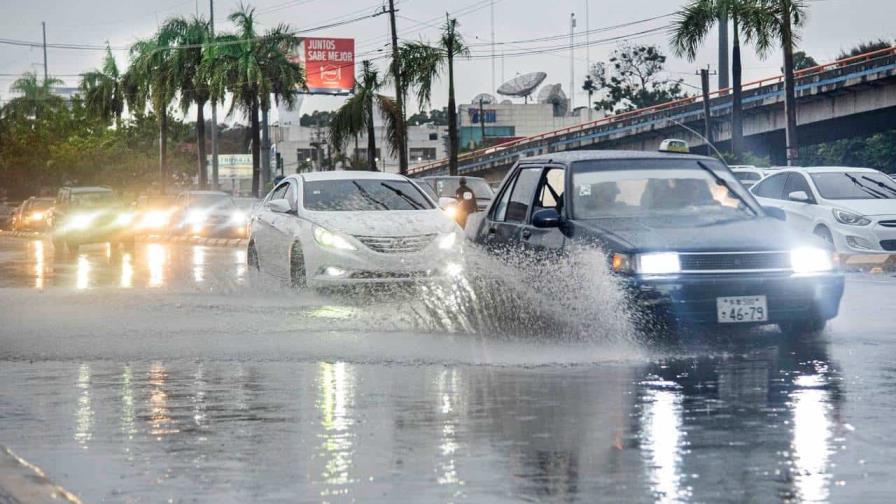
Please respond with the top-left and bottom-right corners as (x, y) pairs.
(354, 234), (436, 254)
(880, 240), (896, 251)
(349, 271), (431, 279)
(678, 252), (791, 273)
(878, 220), (896, 228)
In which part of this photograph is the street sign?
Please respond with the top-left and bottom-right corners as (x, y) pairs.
(302, 37), (354, 95)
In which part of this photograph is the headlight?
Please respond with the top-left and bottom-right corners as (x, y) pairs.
(313, 226), (356, 251)
(141, 210), (170, 229)
(115, 212), (134, 226)
(437, 232), (457, 250)
(791, 247), (833, 273)
(30, 211), (45, 221)
(637, 252), (681, 275)
(68, 213), (96, 230)
(443, 206), (458, 219)
(832, 209), (871, 226)
(187, 210), (207, 225)
(231, 210), (247, 225)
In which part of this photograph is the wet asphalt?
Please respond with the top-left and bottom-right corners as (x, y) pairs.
(0, 236), (895, 503)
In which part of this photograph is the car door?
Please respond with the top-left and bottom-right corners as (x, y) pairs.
(481, 165), (543, 252)
(778, 172), (817, 229)
(750, 172), (789, 210)
(255, 183), (289, 273)
(267, 180), (301, 278)
(518, 165), (568, 255)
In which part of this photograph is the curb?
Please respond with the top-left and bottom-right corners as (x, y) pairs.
(0, 446), (83, 504)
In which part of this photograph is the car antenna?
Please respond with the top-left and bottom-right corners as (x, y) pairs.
(668, 118), (727, 162)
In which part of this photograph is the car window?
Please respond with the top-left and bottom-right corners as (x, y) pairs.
(783, 173), (816, 203)
(752, 172), (789, 199)
(285, 183), (297, 208)
(505, 167), (543, 223)
(535, 167), (565, 214)
(270, 183), (289, 201)
(492, 171), (517, 222)
(734, 171), (761, 182)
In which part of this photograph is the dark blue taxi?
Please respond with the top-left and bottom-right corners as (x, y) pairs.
(466, 145), (845, 334)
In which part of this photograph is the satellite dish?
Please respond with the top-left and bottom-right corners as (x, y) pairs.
(472, 93), (496, 105)
(537, 83), (568, 117)
(497, 72), (547, 102)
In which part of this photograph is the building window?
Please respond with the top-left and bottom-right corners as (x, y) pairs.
(354, 148), (382, 160)
(429, 133), (438, 141)
(297, 148), (319, 163)
(409, 147), (437, 162)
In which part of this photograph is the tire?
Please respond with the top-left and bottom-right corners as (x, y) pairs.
(289, 242), (307, 289)
(247, 241), (260, 271)
(814, 226), (834, 248)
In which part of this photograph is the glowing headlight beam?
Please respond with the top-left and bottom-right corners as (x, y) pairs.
(791, 247), (834, 274)
(637, 252), (681, 275)
(313, 226), (357, 251)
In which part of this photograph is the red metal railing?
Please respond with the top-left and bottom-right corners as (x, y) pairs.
(409, 45), (896, 175)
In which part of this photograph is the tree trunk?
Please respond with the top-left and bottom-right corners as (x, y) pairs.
(196, 103), (207, 189)
(447, 39), (459, 176)
(781, 1), (799, 166)
(366, 101), (378, 171)
(261, 102), (271, 189)
(159, 108), (168, 192)
(250, 96), (261, 198)
(730, 15), (744, 163)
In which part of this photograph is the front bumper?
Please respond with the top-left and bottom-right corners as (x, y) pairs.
(623, 271), (845, 325)
(831, 219), (896, 253)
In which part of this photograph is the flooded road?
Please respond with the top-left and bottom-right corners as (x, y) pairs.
(1, 237), (894, 502)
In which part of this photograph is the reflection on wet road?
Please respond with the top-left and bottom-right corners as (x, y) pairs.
(0, 236), (894, 502)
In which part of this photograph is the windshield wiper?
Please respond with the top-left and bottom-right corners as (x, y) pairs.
(696, 161), (757, 215)
(380, 183), (425, 210)
(861, 175), (896, 197)
(351, 181), (389, 210)
(844, 173), (887, 199)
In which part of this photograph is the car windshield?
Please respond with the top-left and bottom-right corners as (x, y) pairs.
(571, 159), (756, 223)
(191, 194), (236, 209)
(71, 191), (114, 207)
(432, 178), (494, 200)
(31, 199), (53, 210)
(233, 198), (257, 210)
(304, 179), (435, 211)
(810, 172), (896, 199)
(734, 171), (762, 181)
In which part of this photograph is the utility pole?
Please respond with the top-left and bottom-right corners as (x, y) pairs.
(584, 0), (590, 79)
(209, 0), (220, 190)
(699, 67), (716, 149)
(782, 0), (799, 166)
(479, 97), (486, 146)
(569, 13), (576, 112)
(490, 0), (496, 94)
(718, 12), (729, 93)
(387, 0), (408, 175)
(261, 104), (271, 188)
(41, 22), (48, 83)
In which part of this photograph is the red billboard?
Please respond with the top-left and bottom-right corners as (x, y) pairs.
(303, 37), (354, 94)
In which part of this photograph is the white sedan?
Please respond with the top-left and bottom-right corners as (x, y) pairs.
(248, 171), (463, 287)
(750, 166), (896, 254)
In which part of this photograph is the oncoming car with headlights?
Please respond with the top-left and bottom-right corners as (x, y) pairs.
(50, 186), (136, 253)
(172, 191), (247, 238)
(467, 147), (845, 335)
(248, 171), (463, 287)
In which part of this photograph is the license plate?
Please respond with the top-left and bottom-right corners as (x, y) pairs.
(716, 295), (768, 323)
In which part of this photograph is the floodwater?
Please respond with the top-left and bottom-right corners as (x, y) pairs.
(0, 237), (894, 502)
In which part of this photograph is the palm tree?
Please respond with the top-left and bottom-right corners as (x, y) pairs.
(329, 60), (401, 171)
(125, 30), (179, 190)
(397, 16), (469, 175)
(205, 5), (303, 197)
(79, 46), (125, 128)
(672, 0), (770, 162)
(163, 16), (213, 188)
(4, 72), (64, 120)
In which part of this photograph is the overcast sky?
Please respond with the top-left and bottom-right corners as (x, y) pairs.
(1, 0), (893, 122)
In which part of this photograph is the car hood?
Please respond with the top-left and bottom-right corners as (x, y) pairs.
(308, 209), (457, 237)
(576, 216), (819, 252)
(830, 198), (896, 217)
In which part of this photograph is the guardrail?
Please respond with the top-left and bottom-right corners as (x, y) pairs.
(410, 45), (896, 176)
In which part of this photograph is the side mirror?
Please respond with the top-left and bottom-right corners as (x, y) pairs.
(763, 206), (787, 221)
(267, 199), (292, 214)
(532, 208), (562, 228)
(788, 190), (811, 203)
(438, 197), (457, 209)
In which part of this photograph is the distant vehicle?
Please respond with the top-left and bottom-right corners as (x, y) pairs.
(50, 186), (135, 253)
(172, 191), (246, 238)
(419, 176), (495, 212)
(233, 197), (261, 213)
(13, 197), (54, 232)
(751, 166), (896, 254)
(248, 171), (463, 287)
(467, 143), (844, 334)
(133, 194), (177, 233)
(729, 165), (770, 189)
(0, 201), (17, 230)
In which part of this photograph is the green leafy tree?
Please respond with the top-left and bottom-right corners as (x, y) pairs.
(792, 50), (817, 70)
(591, 44), (685, 113)
(2, 72), (64, 121)
(329, 60), (401, 171)
(79, 46), (126, 128)
(838, 39), (891, 59)
(202, 5), (304, 197)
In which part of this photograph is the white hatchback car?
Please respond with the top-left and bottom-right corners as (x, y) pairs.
(750, 166), (896, 254)
(248, 171), (463, 287)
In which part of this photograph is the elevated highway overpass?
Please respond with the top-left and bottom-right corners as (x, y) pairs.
(410, 47), (896, 181)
